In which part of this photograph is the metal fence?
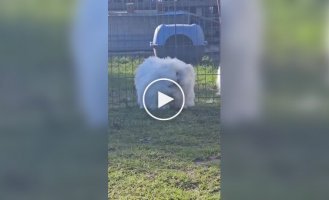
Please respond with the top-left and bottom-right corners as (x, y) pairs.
(109, 0), (220, 108)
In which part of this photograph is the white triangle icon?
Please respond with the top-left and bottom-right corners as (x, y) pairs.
(158, 92), (174, 109)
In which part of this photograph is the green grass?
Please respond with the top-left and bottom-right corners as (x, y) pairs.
(108, 105), (220, 199)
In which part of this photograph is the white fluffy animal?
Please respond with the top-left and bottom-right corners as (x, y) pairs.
(135, 57), (195, 109)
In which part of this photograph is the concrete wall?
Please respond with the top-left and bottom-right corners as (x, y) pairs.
(109, 13), (190, 52)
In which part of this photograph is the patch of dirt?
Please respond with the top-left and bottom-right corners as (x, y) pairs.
(194, 155), (221, 165)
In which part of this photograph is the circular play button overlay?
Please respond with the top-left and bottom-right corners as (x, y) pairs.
(142, 78), (185, 121)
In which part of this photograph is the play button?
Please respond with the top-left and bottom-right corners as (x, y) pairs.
(158, 92), (174, 109)
(142, 78), (185, 121)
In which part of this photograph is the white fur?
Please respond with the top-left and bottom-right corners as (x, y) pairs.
(135, 56), (195, 109)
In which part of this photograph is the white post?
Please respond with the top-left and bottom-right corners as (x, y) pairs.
(221, 0), (264, 126)
(71, 0), (108, 128)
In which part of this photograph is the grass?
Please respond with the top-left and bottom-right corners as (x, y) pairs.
(108, 56), (220, 199)
(108, 105), (220, 199)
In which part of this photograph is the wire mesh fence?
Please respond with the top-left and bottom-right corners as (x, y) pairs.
(109, 0), (220, 109)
